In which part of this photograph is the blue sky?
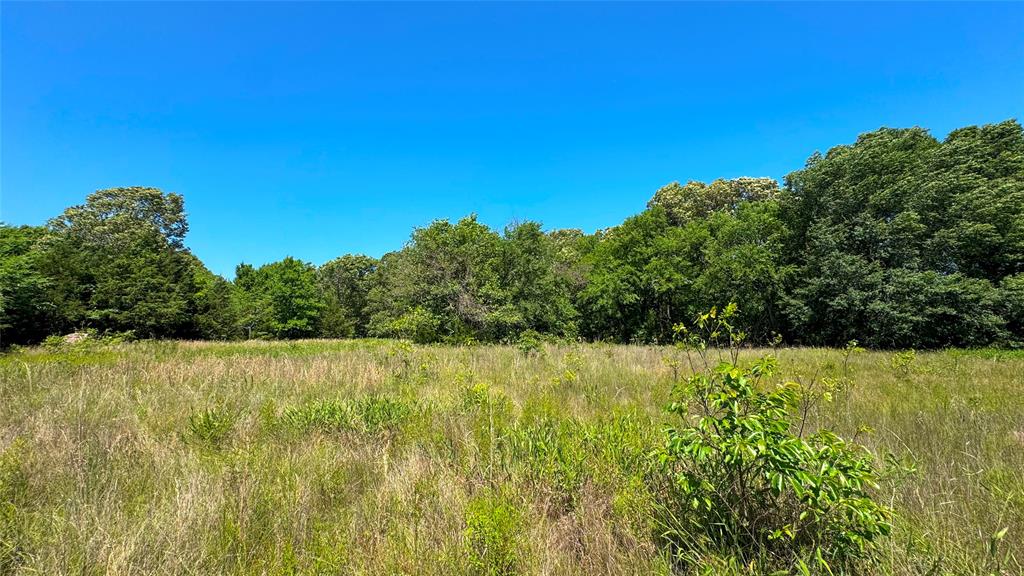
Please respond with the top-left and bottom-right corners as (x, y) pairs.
(3, 2), (1022, 277)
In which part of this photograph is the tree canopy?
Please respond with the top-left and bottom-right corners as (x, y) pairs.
(2, 120), (1022, 348)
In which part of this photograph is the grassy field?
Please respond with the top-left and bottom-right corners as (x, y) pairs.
(1, 340), (1022, 575)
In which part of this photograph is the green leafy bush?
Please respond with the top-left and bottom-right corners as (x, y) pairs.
(184, 407), (235, 448)
(386, 306), (441, 344)
(352, 395), (411, 434)
(282, 395), (411, 436)
(464, 491), (522, 576)
(514, 329), (544, 357)
(889, 350), (916, 377)
(282, 399), (354, 432)
(656, 306), (891, 571)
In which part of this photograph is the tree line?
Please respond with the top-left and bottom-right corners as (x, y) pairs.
(2, 119), (1023, 348)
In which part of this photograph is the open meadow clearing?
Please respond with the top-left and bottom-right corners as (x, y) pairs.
(6, 2), (1024, 574)
(1, 340), (1021, 575)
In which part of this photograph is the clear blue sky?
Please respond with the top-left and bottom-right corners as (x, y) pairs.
(3, 2), (1022, 277)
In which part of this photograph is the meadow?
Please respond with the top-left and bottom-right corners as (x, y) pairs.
(0, 339), (1021, 575)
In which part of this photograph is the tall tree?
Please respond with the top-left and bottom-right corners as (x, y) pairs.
(696, 202), (792, 340)
(497, 221), (577, 338)
(367, 215), (504, 342)
(648, 177), (779, 226)
(38, 187), (196, 338)
(318, 254), (378, 338)
(578, 207), (705, 342)
(192, 260), (241, 340)
(0, 224), (52, 345)
(781, 120), (1024, 346)
(234, 258), (324, 339)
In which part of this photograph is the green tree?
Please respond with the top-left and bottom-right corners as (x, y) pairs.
(782, 120), (1024, 347)
(495, 221), (577, 339)
(234, 258), (324, 339)
(191, 261), (240, 340)
(547, 228), (596, 303)
(696, 202), (792, 340)
(648, 177), (779, 226)
(318, 254), (377, 338)
(999, 274), (1024, 346)
(367, 215), (504, 342)
(0, 224), (52, 345)
(38, 187), (197, 338)
(578, 207), (705, 342)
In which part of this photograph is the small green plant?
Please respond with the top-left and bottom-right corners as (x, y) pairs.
(889, 349), (916, 377)
(989, 526), (1011, 574)
(662, 354), (683, 383)
(462, 381), (492, 409)
(352, 395), (411, 434)
(185, 407), (235, 447)
(282, 399), (354, 432)
(502, 419), (587, 509)
(657, 305), (892, 571)
(282, 395), (410, 436)
(464, 491), (522, 576)
(514, 329), (544, 357)
(41, 335), (66, 349)
(548, 349), (585, 389)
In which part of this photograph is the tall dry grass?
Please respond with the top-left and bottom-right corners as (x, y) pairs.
(0, 340), (1021, 574)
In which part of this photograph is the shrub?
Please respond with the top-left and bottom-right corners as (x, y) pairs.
(514, 329), (544, 357)
(889, 349), (916, 377)
(656, 305), (891, 572)
(352, 395), (410, 434)
(282, 395), (411, 436)
(464, 491), (522, 576)
(184, 408), (235, 447)
(282, 399), (353, 432)
(388, 306), (441, 344)
(41, 335), (66, 349)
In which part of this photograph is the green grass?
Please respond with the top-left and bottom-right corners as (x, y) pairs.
(0, 340), (1021, 575)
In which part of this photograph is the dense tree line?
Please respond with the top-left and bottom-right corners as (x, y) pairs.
(2, 120), (1023, 348)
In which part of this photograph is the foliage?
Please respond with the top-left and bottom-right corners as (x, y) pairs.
(782, 120), (1024, 348)
(657, 306), (892, 571)
(185, 407), (235, 448)
(695, 203), (793, 340)
(35, 187), (197, 339)
(380, 306), (442, 344)
(889, 350), (916, 377)
(0, 225), (51, 346)
(514, 329), (544, 357)
(192, 263), (241, 340)
(367, 216), (503, 341)
(368, 216), (575, 343)
(3, 119), (1023, 349)
(464, 490), (522, 576)
(283, 395), (411, 436)
(999, 273), (1024, 346)
(234, 257), (324, 339)
(577, 207), (704, 342)
(648, 177), (780, 226)
(318, 254), (377, 338)
(497, 221), (578, 338)
(282, 399), (354, 432)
